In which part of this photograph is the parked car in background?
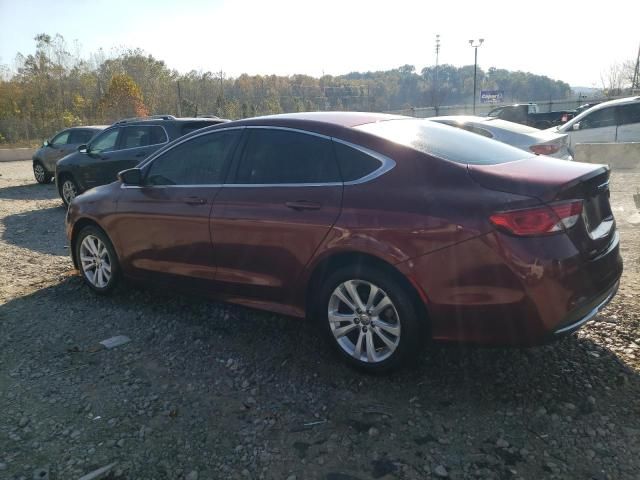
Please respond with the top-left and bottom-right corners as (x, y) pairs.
(574, 101), (602, 116)
(487, 103), (574, 129)
(32, 126), (107, 184)
(55, 115), (228, 206)
(554, 96), (640, 154)
(430, 116), (572, 160)
(65, 112), (622, 373)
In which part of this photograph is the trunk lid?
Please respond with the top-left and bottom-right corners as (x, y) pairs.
(469, 156), (615, 256)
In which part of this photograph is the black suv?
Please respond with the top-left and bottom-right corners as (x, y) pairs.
(55, 115), (228, 206)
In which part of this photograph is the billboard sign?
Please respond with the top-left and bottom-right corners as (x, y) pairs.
(480, 90), (504, 104)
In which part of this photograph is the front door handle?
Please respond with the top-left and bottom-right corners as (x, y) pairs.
(285, 200), (321, 211)
(184, 196), (206, 205)
(135, 151), (147, 158)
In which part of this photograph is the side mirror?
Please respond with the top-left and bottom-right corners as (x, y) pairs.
(572, 122), (581, 131)
(77, 144), (88, 153)
(118, 168), (142, 186)
(43, 139), (50, 147)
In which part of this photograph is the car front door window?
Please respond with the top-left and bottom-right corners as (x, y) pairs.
(51, 131), (70, 147)
(145, 130), (241, 186)
(89, 129), (120, 154)
(580, 107), (616, 130)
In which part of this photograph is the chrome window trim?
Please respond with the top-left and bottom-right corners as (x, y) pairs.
(129, 125), (396, 188)
(121, 183), (224, 189)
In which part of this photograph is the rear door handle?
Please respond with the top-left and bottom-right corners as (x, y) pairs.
(184, 196), (207, 205)
(285, 200), (321, 211)
(135, 151), (147, 158)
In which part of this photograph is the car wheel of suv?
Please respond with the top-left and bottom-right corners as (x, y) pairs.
(75, 225), (120, 294)
(317, 265), (425, 373)
(33, 162), (52, 184)
(60, 177), (79, 207)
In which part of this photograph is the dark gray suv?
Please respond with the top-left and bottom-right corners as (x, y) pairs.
(32, 126), (107, 184)
(55, 115), (228, 206)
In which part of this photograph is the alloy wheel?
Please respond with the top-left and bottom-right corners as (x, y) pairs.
(328, 279), (401, 363)
(62, 180), (77, 204)
(79, 235), (112, 288)
(34, 163), (46, 183)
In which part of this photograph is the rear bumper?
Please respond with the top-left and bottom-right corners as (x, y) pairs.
(550, 279), (618, 338)
(397, 230), (622, 346)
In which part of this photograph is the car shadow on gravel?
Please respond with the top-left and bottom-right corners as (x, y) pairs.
(0, 182), (59, 201)
(2, 206), (68, 255)
(2, 278), (639, 479)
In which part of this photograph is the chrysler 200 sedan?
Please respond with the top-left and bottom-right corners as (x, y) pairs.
(65, 112), (622, 372)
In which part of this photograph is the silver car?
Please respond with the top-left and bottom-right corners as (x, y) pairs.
(32, 126), (107, 184)
(430, 116), (572, 160)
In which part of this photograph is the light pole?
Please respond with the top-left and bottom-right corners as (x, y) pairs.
(468, 38), (484, 114)
(434, 34), (441, 115)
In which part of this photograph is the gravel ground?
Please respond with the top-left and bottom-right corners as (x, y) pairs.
(0, 160), (639, 480)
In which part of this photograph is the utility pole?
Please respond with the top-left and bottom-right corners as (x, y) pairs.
(469, 38), (484, 114)
(176, 80), (182, 117)
(434, 34), (441, 115)
(632, 41), (640, 91)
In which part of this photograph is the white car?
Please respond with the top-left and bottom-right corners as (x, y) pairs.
(430, 116), (572, 160)
(555, 96), (640, 154)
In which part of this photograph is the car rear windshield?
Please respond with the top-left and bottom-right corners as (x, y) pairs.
(355, 119), (533, 165)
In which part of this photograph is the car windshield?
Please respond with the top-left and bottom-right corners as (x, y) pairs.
(355, 119), (533, 165)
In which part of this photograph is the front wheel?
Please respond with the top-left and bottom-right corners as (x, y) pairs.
(59, 177), (79, 207)
(317, 265), (426, 373)
(33, 162), (53, 184)
(74, 225), (120, 294)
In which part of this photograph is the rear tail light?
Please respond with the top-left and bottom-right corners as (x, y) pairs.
(530, 143), (561, 155)
(490, 200), (583, 236)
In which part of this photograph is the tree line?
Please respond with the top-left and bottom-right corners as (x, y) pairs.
(0, 33), (574, 144)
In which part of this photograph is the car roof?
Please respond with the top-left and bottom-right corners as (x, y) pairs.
(68, 125), (109, 130)
(112, 115), (229, 127)
(188, 111), (412, 139)
(234, 111), (409, 127)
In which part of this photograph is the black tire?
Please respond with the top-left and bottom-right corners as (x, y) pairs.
(315, 264), (426, 373)
(59, 175), (79, 207)
(33, 162), (53, 184)
(74, 225), (121, 294)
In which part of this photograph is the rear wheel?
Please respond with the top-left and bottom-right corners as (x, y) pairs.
(59, 176), (79, 207)
(317, 264), (425, 373)
(33, 162), (52, 184)
(74, 225), (120, 294)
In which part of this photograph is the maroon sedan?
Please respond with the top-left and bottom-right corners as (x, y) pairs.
(66, 112), (622, 372)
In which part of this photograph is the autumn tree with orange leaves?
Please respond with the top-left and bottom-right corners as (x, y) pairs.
(99, 74), (148, 122)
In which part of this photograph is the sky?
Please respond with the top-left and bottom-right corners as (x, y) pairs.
(0, 0), (638, 87)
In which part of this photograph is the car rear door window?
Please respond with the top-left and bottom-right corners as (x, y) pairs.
(120, 126), (167, 149)
(580, 107), (616, 129)
(233, 129), (340, 184)
(333, 141), (382, 181)
(616, 103), (640, 126)
(145, 130), (240, 186)
(89, 128), (120, 154)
